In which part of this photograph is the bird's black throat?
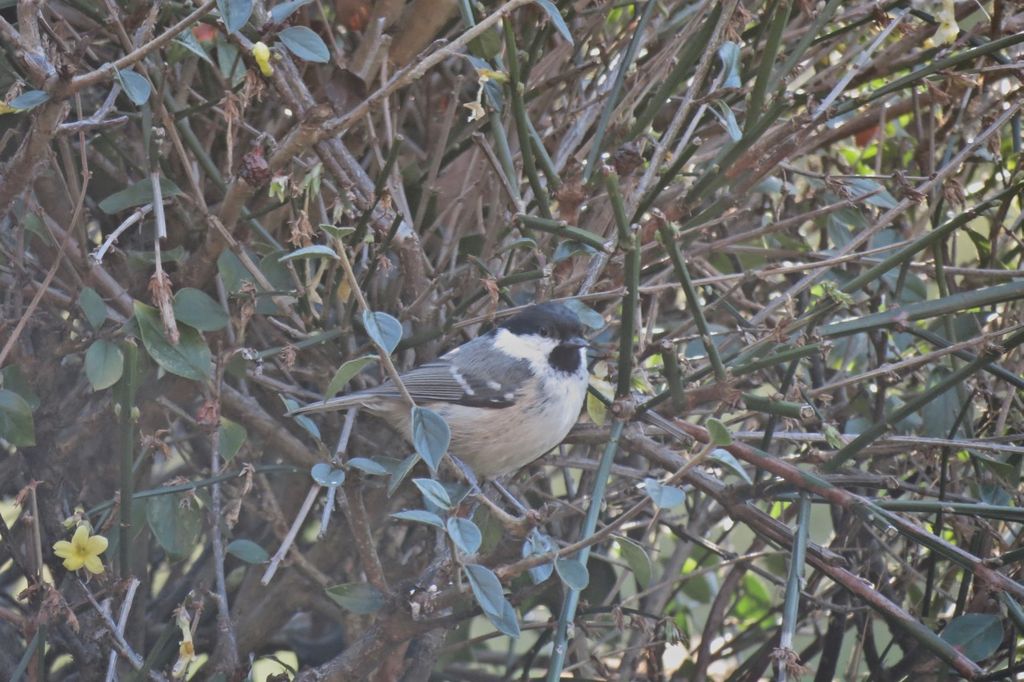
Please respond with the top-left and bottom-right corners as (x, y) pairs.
(548, 345), (583, 374)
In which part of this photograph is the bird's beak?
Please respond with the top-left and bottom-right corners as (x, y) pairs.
(564, 336), (588, 349)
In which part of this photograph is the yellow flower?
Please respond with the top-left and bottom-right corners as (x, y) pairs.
(252, 41), (273, 77)
(53, 525), (108, 574)
(172, 608), (196, 678)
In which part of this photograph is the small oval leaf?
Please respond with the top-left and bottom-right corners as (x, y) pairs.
(446, 517), (482, 555)
(78, 287), (107, 329)
(270, 0), (314, 23)
(706, 418), (732, 446)
(325, 356), (377, 397)
(310, 462), (334, 485)
(522, 529), (555, 584)
(347, 457), (389, 476)
(133, 302), (212, 380)
(411, 406), (450, 473)
(320, 224), (356, 240)
(218, 0), (253, 33)
(218, 418), (247, 462)
(390, 509), (445, 529)
(85, 339), (124, 391)
(464, 564), (520, 637)
(940, 613), (1003, 662)
(362, 310), (403, 354)
(710, 448), (751, 484)
(278, 25), (330, 63)
(0, 389), (35, 447)
(617, 538), (653, 589)
(173, 288), (229, 331)
(226, 538), (269, 564)
(99, 177), (182, 214)
(9, 90), (50, 111)
(279, 244), (339, 262)
(117, 69), (151, 105)
(555, 558), (589, 591)
(533, 0), (573, 45)
(412, 477), (452, 511)
(325, 582), (385, 614)
(643, 478), (686, 509)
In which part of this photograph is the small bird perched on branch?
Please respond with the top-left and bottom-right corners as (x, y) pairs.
(289, 302), (590, 478)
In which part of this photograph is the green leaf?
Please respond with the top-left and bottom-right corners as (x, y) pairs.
(717, 42), (741, 89)
(1, 366), (39, 409)
(215, 33), (246, 86)
(270, 0), (313, 23)
(218, 0), (253, 33)
(362, 310), (403, 353)
(617, 538), (653, 589)
(940, 613), (1003, 662)
(555, 558), (589, 591)
(282, 396), (321, 440)
(643, 478), (686, 509)
(116, 69), (151, 105)
(706, 418), (732, 446)
(278, 26), (330, 63)
(10, 90), (50, 111)
(710, 100), (742, 141)
(310, 463), (345, 487)
(0, 388), (35, 446)
(390, 509), (445, 529)
(563, 299), (604, 329)
(99, 178), (182, 214)
(922, 366), (965, 438)
(133, 302), (212, 381)
(218, 418), (247, 462)
(412, 477), (452, 511)
(173, 288), (229, 331)
(347, 457), (389, 476)
(325, 356), (377, 397)
(146, 493), (202, 559)
(78, 287), (107, 329)
(325, 582), (385, 614)
(278, 244), (338, 262)
(173, 29), (213, 64)
(320, 224), (355, 241)
(522, 529), (554, 584)
(533, 0), (573, 45)
(709, 448), (752, 484)
(464, 564), (520, 637)
(468, 28), (502, 59)
(387, 453), (418, 496)
(843, 177), (899, 209)
(84, 339), (124, 391)
(226, 538), (269, 563)
(446, 517), (482, 555)
(411, 406), (450, 473)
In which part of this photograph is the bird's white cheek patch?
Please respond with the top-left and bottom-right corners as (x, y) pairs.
(492, 328), (556, 373)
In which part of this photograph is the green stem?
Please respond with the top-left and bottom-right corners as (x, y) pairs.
(114, 340), (139, 576)
(504, 19), (552, 218)
(546, 419), (625, 682)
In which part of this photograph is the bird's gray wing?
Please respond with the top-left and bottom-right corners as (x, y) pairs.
(364, 335), (532, 408)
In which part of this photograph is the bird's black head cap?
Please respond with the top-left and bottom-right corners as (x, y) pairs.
(498, 302), (584, 342)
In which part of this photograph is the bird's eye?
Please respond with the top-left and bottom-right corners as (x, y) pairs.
(539, 326), (550, 338)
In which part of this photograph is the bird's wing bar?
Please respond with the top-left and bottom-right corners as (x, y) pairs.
(375, 357), (521, 408)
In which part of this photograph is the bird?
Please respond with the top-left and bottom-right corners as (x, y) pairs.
(289, 302), (590, 478)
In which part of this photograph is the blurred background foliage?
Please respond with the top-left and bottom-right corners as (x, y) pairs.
(2, 0), (1024, 679)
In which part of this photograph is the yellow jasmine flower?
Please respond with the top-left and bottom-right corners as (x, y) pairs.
(172, 608), (196, 678)
(53, 525), (108, 574)
(252, 41), (273, 77)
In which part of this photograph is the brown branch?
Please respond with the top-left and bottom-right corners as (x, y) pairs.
(69, 0), (218, 92)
